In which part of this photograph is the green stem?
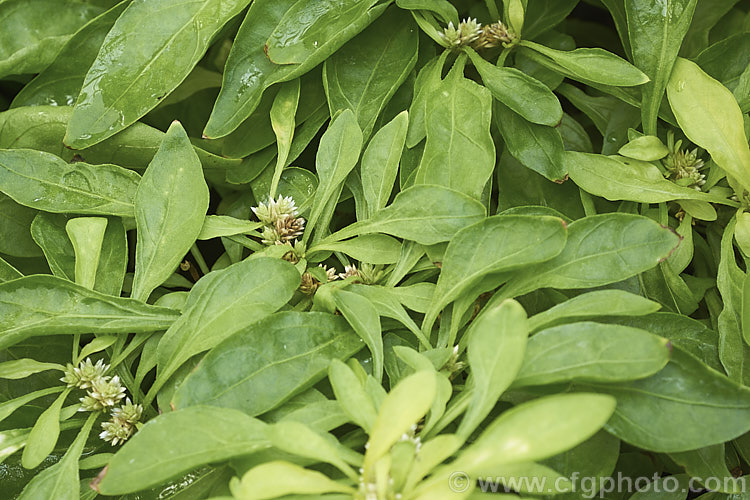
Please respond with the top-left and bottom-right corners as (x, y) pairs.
(190, 243), (210, 275)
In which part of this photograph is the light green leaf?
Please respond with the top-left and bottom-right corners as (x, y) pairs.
(66, 217), (107, 289)
(453, 393), (616, 473)
(514, 322), (671, 387)
(0, 256), (22, 283)
(565, 152), (731, 204)
(333, 289), (383, 381)
(667, 57), (750, 192)
(269, 79), (301, 199)
(0, 149), (141, 217)
(424, 215), (567, 332)
(618, 135), (670, 161)
(94, 407), (269, 495)
(0, 275), (179, 350)
(528, 290), (661, 332)
(21, 389), (69, 469)
(519, 40), (649, 86)
(327, 185), (486, 246)
(198, 216), (263, 241)
(268, 421), (356, 479)
(131, 121), (209, 302)
(467, 48), (562, 127)
(65, 0), (253, 148)
(0, 359), (64, 380)
(173, 312), (362, 416)
(308, 234), (402, 265)
(365, 371), (436, 467)
(230, 461), (355, 499)
(155, 257), (300, 396)
(361, 111), (408, 217)
(329, 359), (377, 432)
(458, 300), (529, 438)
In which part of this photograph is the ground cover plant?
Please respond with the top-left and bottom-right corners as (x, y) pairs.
(1, 0), (750, 498)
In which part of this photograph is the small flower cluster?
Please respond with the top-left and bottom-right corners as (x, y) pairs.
(663, 133), (706, 190)
(440, 18), (516, 50)
(252, 196), (306, 246)
(299, 265), (338, 295)
(61, 358), (142, 446)
(299, 263), (384, 296)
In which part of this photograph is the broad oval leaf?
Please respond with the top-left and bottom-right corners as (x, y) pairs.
(131, 122), (209, 302)
(361, 111), (408, 217)
(424, 215), (567, 331)
(173, 311), (363, 416)
(453, 393), (616, 472)
(467, 48), (563, 127)
(0, 149), (141, 217)
(514, 322), (671, 387)
(64, 0), (253, 148)
(566, 152), (731, 205)
(583, 347), (750, 452)
(499, 213), (681, 298)
(155, 257), (300, 394)
(328, 185), (486, 246)
(458, 300), (529, 438)
(519, 41), (649, 86)
(667, 57), (750, 193)
(0, 275), (179, 350)
(94, 407), (270, 495)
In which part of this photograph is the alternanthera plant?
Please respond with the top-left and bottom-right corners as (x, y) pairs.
(1, 0), (750, 498)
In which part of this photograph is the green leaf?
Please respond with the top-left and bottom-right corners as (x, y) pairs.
(268, 421), (356, 479)
(414, 64), (496, 200)
(493, 102), (566, 181)
(205, 0), (385, 138)
(0, 193), (41, 258)
(328, 359), (377, 432)
(306, 109), (363, 239)
(565, 152), (731, 204)
(625, 0), (698, 134)
(528, 290), (661, 332)
(30, 213), (75, 281)
(467, 48), (562, 127)
(365, 370), (436, 467)
(406, 52), (448, 148)
(309, 234), (402, 265)
(18, 414), (96, 500)
(198, 216), (263, 240)
(671, 445), (743, 493)
(0, 387), (64, 424)
(667, 57), (750, 192)
(458, 300), (529, 438)
(94, 407), (269, 495)
(452, 393), (616, 472)
(361, 111), (408, 217)
(269, 79), (300, 199)
(584, 347), (750, 452)
(0, 0), (103, 79)
(131, 122), (209, 302)
(332, 289), (383, 381)
(173, 312), (362, 416)
(424, 215), (567, 331)
(93, 217), (128, 296)
(21, 389), (68, 469)
(519, 40), (650, 86)
(10, 2), (127, 108)
(498, 213), (680, 298)
(266, 0), (379, 65)
(395, 0), (458, 24)
(717, 216), (748, 383)
(66, 217), (107, 289)
(0, 359), (64, 380)
(0, 149), (141, 217)
(0, 256), (22, 283)
(64, 0), (253, 148)
(514, 322), (671, 387)
(323, 8), (418, 139)
(618, 134), (670, 161)
(328, 185), (486, 246)
(0, 275), (179, 350)
(230, 461), (355, 499)
(155, 257), (300, 395)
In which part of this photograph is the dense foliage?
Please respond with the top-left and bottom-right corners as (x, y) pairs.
(1, 0), (750, 498)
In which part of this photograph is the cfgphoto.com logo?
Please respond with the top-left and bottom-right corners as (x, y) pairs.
(448, 471), (746, 498)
